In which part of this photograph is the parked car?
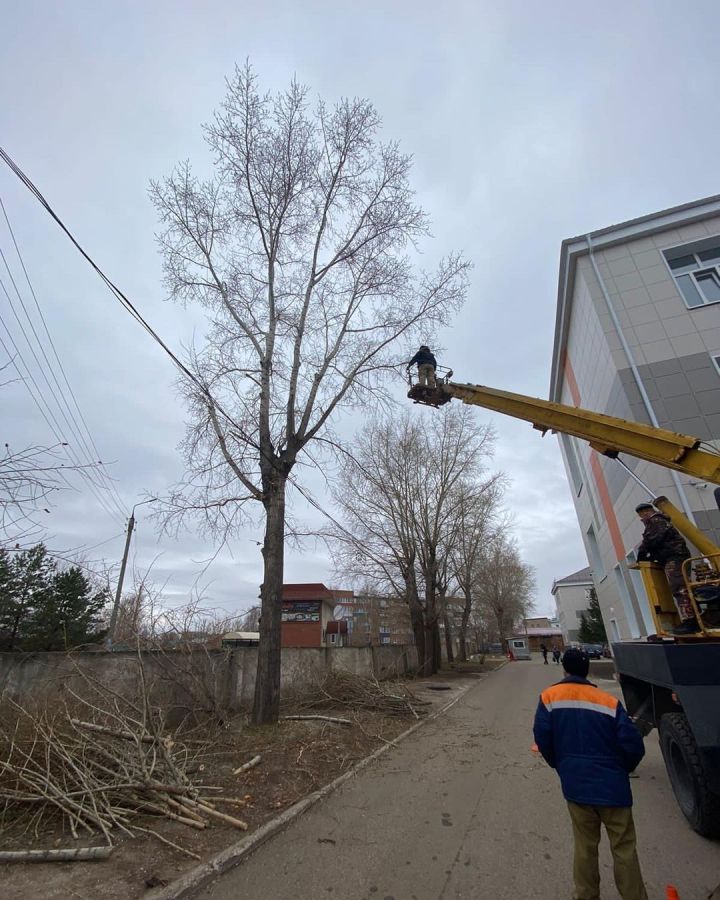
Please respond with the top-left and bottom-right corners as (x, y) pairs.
(579, 643), (604, 659)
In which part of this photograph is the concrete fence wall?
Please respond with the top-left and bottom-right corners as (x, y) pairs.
(0, 644), (418, 712)
(232, 643), (419, 705)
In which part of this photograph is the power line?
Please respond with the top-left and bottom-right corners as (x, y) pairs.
(0, 251), (127, 519)
(0, 196), (129, 517)
(0, 299), (125, 527)
(0, 148), (218, 402)
(0, 146), (266, 457)
(0, 147), (361, 546)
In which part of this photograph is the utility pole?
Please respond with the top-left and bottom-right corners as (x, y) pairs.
(106, 498), (156, 648)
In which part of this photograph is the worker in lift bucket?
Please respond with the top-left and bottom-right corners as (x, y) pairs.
(406, 345), (437, 388)
(635, 502), (698, 635)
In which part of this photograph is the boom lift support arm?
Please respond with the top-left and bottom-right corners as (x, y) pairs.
(409, 380), (720, 485)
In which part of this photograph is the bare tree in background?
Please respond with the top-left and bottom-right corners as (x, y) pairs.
(450, 480), (506, 661)
(474, 534), (535, 647)
(329, 406), (494, 675)
(239, 605), (261, 632)
(150, 65), (468, 723)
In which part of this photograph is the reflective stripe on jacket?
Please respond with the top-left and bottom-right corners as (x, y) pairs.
(532, 675), (644, 807)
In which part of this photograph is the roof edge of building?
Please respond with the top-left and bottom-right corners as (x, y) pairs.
(550, 193), (720, 401)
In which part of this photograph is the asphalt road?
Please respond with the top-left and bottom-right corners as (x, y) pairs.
(198, 659), (720, 899)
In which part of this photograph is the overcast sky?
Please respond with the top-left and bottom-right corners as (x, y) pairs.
(3, 0), (720, 619)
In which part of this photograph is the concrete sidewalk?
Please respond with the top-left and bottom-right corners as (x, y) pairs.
(198, 660), (719, 900)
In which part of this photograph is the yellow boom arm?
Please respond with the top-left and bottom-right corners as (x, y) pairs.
(407, 379), (720, 638)
(409, 381), (720, 486)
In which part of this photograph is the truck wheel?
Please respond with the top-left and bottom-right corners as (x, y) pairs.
(659, 712), (720, 838)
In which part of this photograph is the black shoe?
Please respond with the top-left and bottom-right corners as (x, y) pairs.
(672, 618), (700, 636)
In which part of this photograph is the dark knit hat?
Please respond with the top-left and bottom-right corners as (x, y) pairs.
(635, 502), (654, 513)
(562, 647), (590, 678)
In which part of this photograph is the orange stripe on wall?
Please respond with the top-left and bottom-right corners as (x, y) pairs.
(563, 353), (626, 563)
(562, 351), (581, 406)
(589, 452), (626, 562)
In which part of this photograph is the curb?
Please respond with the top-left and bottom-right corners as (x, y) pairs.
(152, 675), (487, 899)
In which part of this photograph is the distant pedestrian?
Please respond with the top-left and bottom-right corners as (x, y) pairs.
(540, 642), (548, 664)
(552, 646), (561, 664)
(533, 648), (647, 900)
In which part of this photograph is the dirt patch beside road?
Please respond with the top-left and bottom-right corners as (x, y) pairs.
(1, 670), (484, 900)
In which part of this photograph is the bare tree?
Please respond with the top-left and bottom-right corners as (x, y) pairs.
(0, 441), (105, 549)
(329, 406), (494, 675)
(474, 534), (535, 648)
(151, 66), (467, 723)
(450, 480), (506, 661)
(238, 605), (261, 632)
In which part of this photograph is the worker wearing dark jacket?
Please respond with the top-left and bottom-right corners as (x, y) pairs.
(533, 648), (647, 900)
(635, 502), (695, 635)
(407, 345), (437, 387)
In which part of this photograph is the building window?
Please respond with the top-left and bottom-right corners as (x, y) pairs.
(614, 564), (640, 639)
(586, 525), (605, 579)
(561, 433), (583, 496)
(664, 240), (720, 308)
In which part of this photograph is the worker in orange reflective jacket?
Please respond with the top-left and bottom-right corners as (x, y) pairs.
(533, 648), (647, 900)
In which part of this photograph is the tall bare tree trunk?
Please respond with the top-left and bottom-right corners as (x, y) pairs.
(432, 620), (442, 672)
(458, 591), (472, 662)
(443, 611), (454, 664)
(252, 474), (287, 725)
(421, 568), (438, 676)
(408, 595), (426, 673)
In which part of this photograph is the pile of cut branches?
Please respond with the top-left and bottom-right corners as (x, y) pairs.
(282, 671), (430, 720)
(0, 673), (247, 862)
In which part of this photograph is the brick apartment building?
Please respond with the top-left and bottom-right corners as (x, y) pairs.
(281, 583), (352, 648)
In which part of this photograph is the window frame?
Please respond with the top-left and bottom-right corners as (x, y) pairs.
(662, 236), (720, 309)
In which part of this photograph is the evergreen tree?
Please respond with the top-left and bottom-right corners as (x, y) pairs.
(577, 586), (607, 643)
(24, 566), (108, 651)
(0, 547), (17, 649)
(0, 545), (108, 651)
(0, 545), (54, 650)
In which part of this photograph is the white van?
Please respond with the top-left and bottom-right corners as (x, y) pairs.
(508, 638), (531, 660)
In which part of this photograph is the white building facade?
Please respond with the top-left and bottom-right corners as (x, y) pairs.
(551, 196), (720, 641)
(552, 566), (594, 644)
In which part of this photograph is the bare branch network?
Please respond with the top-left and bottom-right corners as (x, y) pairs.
(150, 64), (469, 538)
(0, 441), (103, 549)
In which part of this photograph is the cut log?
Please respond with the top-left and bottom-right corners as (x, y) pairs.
(0, 846), (113, 863)
(178, 796), (248, 831)
(232, 754), (261, 775)
(281, 715), (352, 726)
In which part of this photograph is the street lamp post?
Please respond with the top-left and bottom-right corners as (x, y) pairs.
(106, 498), (157, 647)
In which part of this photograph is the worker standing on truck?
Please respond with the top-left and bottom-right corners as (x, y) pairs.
(406, 345), (437, 387)
(635, 502), (697, 635)
(533, 648), (647, 900)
